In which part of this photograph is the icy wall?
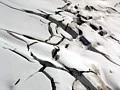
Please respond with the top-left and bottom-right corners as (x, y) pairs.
(0, 0), (120, 90)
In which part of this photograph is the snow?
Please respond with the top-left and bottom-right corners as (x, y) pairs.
(0, 0), (120, 90)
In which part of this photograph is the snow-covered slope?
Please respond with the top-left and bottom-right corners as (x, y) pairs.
(0, 0), (120, 90)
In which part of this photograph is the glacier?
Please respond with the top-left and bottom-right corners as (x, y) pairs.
(0, 0), (120, 90)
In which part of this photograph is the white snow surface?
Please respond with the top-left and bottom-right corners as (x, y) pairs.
(0, 0), (120, 90)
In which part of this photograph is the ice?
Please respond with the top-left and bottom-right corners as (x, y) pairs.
(0, 0), (120, 90)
